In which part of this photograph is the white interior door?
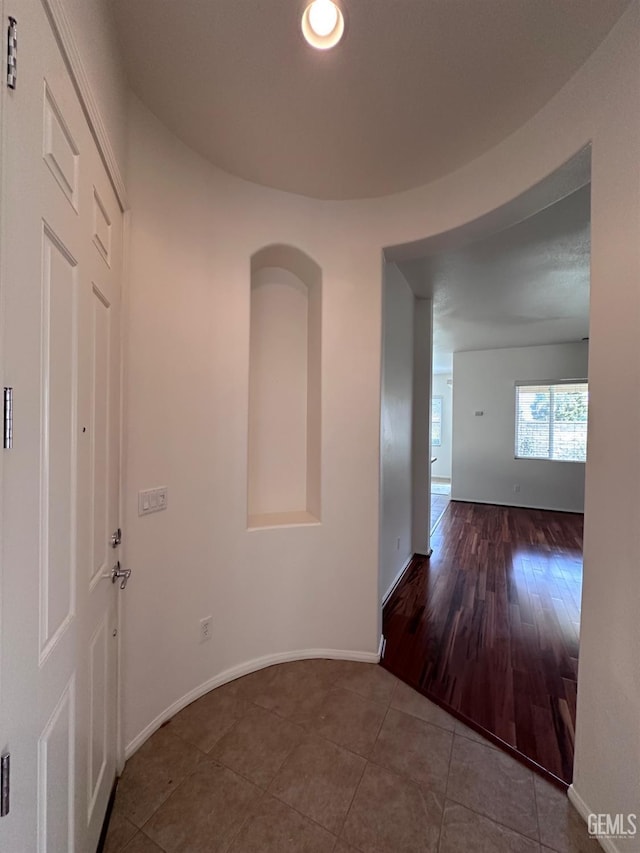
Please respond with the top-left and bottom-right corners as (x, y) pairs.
(0, 1), (124, 850)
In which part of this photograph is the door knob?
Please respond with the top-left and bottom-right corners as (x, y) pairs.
(111, 561), (132, 590)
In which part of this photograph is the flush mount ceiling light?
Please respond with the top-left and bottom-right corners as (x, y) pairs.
(301, 0), (345, 50)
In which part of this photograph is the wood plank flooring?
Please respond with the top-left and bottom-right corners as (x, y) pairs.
(382, 501), (584, 786)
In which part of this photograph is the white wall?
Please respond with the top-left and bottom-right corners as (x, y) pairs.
(123, 98), (383, 750)
(379, 264), (414, 602)
(431, 374), (453, 479)
(412, 299), (433, 554)
(452, 343), (588, 512)
(248, 267), (309, 519)
(122, 2), (640, 835)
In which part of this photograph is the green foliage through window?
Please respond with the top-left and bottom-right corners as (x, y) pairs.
(515, 382), (588, 462)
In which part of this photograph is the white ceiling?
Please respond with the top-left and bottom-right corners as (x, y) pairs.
(110, 0), (629, 200)
(398, 185), (591, 373)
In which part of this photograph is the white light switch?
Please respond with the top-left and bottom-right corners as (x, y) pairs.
(138, 486), (169, 516)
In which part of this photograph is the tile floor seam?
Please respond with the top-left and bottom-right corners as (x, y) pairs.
(265, 781), (343, 842)
(135, 756), (214, 842)
(270, 701), (371, 837)
(334, 755), (369, 849)
(435, 718), (457, 852)
(443, 792), (541, 844)
(532, 768), (543, 844)
(249, 691), (330, 728)
(312, 724), (385, 767)
(390, 700), (459, 736)
(453, 726), (501, 750)
(160, 722), (211, 757)
(202, 717), (246, 756)
(328, 687), (392, 760)
(218, 787), (267, 853)
(335, 682), (393, 710)
(369, 701), (389, 747)
(267, 735), (368, 840)
(263, 732), (364, 839)
(139, 826), (169, 853)
(210, 751), (272, 792)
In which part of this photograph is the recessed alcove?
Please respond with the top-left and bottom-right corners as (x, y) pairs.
(248, 245), (322, 529)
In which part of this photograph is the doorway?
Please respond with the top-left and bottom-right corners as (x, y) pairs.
(378, 155), (591, 787)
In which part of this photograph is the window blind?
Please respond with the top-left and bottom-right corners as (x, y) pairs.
(515, 381), (588, 462)
(432, 396), (443, 446)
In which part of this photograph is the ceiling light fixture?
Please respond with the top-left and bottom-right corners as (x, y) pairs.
(301, 0), (345, 50)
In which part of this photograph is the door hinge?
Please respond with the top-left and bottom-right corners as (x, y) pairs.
(0, 753), (9, 817)
(7, 17), (17, 90)
(3, 387), (13, 449)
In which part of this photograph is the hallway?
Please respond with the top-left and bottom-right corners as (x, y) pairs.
(2, 2), (640, 848)
(382, 502), (583, 785)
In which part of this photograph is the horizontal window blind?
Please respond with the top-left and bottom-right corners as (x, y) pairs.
(515, 381), (588, 462)
(432, 396), (443, 446)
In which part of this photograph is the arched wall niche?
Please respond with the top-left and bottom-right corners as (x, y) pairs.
(248, 244), (322, 528)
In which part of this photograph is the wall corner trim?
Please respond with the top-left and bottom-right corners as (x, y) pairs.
(568, 784), (621, 853)
(381, 554), (414, 606)
(41, 0), (129, 210)
(124, 647), (381, 761)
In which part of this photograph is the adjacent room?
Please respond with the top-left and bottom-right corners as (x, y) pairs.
(381, 182), (590, 785)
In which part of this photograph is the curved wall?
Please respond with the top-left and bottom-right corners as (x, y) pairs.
(123, 1), (640, 834)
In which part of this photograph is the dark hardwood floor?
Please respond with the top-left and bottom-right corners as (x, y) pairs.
(382, 501), (584, 786)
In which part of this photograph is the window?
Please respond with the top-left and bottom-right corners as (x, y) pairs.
(431, 396), (443, 446)
(515, 381), (588, 462)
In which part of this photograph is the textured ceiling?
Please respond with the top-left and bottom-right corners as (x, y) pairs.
(398, 185), (591, 373)
(111, 0), (629, 199)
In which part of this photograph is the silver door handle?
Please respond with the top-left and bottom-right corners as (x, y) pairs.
(111, 561), (132, 589)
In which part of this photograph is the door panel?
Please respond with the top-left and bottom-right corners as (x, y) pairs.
(43, 83), (80, 211)
(39, 227), (78, 662)
(0, 1), (124, 850)
(87, 616), (108, 823)
(37, 676), (75, 853)
(92, 190), (112, 266)
(90, 284), (111, 589)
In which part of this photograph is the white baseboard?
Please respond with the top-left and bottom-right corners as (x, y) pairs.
(381, 554), (414, 606)
(378, 634), (386, 659)
(451, 497), (584, 514)
(568, 785), (622, 853)
(124, 647), (381, 760)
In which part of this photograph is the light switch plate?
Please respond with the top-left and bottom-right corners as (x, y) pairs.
(138, 486), (168, 516)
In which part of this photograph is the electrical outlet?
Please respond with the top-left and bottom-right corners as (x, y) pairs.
(514, 484), (521, 493)
(199, 616), (212, 644)
(396, 537), (401, 550)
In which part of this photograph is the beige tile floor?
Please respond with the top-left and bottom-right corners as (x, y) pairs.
(104, 660), (599, 853)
